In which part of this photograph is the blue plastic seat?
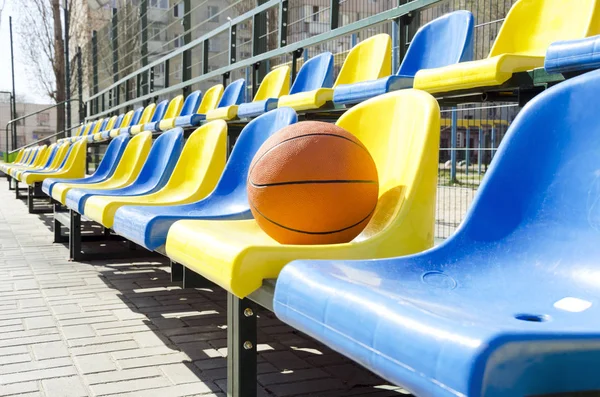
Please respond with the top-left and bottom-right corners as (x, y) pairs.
(101, 107), (144, 140)
(145, 92), (201, 133)
(112, 108), (297, 251)
(274, 69), (600, 397)
(41, 134), (131, 197)
(88, 116), (118, 143)
(65, 128), (184, 214)
(545, 35), (600, 74)
(333, 11), (474, 105)
(126, 100), (169, 135)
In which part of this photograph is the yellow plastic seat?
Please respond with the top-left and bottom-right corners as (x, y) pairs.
(69, 122), (93, 143)
(1, 148), (24, 171)
(84, 121), (227, 228)
(95, 112), (133, 141)
(207, 67), (290, 121)
(278, 34), (391, 111)
(110, 103), (156, 138)
(22, 140), (87, 186)
(90, 116), (116, 142)
(51, 132), (153, 204)
(13, 143), (60, 180)
(414, 0), (600, 94)
(160, 85), (224, 130)
(165, 89), (440, 298)
(9, 146), (48, 177)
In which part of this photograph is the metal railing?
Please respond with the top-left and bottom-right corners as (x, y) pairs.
(5, 99), (81, 158)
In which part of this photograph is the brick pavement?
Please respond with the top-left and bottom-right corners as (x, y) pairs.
(0, 184), (411, 397)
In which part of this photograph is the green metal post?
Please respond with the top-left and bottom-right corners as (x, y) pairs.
(182, 0), (192, 96)
(141, 0), (148, 97)
(330, 0), (339, 30)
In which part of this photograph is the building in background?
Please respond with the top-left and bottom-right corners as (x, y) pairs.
(0, 103), (57, 155)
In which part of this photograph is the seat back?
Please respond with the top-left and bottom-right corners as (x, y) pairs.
(31, 146), (48, 167)
(120, 110), (135, 128)
(397, 11), (474, 77)
(290, 52), (334, 94)
(41, 144), (59, 168)
(81, 121), (96, 137)
(161, 121), (227, 198)
(179, 91), (202, 116)
(108, 131), (153, 184)
(109, 114), (125, 131)
(150, 100), (168, 122)
(334, 34), (391, 87)
(455, 69), (600, 248)
(489, 0), (600, 58)
(101, 116), (117, 133)
(212, 108), (297, 201)
(219, 79), (246, 107)
(12, 149), (24, 164)
(254, 66), (290, 101)
(48, 143), (69, 169)
(163, 95), (184, 120)
(130, 128), (184, 191)
(137, 104), (155, 125)
(198, 84), (224, 114)
(59, 139), (86, 172)
(337, 90), (439, 252)
(91, 133), (130, 180)
(128, 107), (145, 127)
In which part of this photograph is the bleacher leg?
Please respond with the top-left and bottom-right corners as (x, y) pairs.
(170, 260), (183, 283)
(53, 202), (66, 244)
(14, 180), (19, 199)
(69, 210), (82, 261)
(27, 186), (34, 213)
(227, 293), (257, 397)
(182, 267), (213, 289)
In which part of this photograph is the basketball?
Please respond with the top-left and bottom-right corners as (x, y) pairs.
(247, 121), (379, 245)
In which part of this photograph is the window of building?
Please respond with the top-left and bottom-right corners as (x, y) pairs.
(173, 34), (184, 48)
(150, 0), (168, 9)
(36, 112), (49, 126)
(173, 2), (184, 18)
(208, 6), (219, 23)
(312, 6), (319, 22)
(150, 25), (163, 41)
(208, 39), (220, 52)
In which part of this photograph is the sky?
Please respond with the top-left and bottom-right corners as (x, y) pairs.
(0, 1), (53, 105)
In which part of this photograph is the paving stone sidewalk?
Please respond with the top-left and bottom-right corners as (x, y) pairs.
(0, 185), (411, 397)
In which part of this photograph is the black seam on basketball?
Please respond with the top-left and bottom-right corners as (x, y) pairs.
(248, 133), (365, 177)
(250, 179), (378, 187)
(250, 202), (376, 235)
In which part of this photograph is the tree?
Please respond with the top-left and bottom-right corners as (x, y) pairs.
(15, 0), (83, 136)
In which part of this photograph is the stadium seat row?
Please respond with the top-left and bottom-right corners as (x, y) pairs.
(3, 0), (600, 395)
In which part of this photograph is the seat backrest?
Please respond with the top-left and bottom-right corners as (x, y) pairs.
(73, 124), (85, 138)
(397, 11), (474, 77)
(81, 121), (96, 137)
(454, 69), (600, 248)
(48, 144), (69, 169)
(137, 104), (156, 125)
(254, 66), (290, 101)
(489, 0), (600, 58)
(290, 52), (334, 94)
(128, 107), (145, 127)
(32, 145), (48, 167)
(198, 84), (224, 114)
(213, 107), (298, 201)
(161, 120), (227, 197)
(109, 114), (125, 131)
(337, 90), (439, 252)
(131, 128), (184, 190)
(163, 96), (184, 120)
(12, 148), (24, 164)
(120, 110), (135, 128)
(92, 133), (130, 179)
(180, 91), (202, 117)
(334, 34), (392, 87)
(101, 116), (118, 132)
(59, 139), (86, 171)
(150, 100), (168, 122)
(219, 79), (246, 107)
(109, 131), (153, 184)
(41, 144), (59, 168)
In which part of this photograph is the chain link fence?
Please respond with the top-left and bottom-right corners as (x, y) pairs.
(82, 0), (523, 239)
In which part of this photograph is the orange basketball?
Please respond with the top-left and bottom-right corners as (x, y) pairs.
(247, 121), (379, 245)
